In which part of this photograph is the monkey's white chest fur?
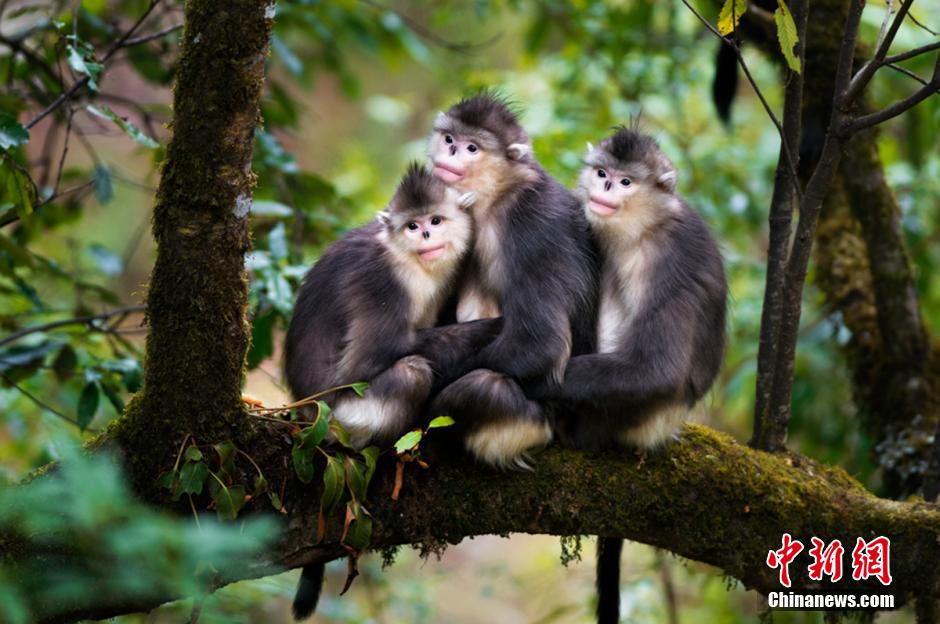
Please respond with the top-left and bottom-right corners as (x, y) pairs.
(597, 242), (654, 352)
(456, 215), (503, 322)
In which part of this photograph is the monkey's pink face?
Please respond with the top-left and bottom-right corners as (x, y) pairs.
(430, 132), (484, 184)
(401, 214), (454, 262)
(583, 166), (639, 217)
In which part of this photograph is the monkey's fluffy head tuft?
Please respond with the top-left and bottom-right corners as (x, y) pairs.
(585, 127), (676, 192)
(388, 163), (447, 217)
(434, 91), (529, 151)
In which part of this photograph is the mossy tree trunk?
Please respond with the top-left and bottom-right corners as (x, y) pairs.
(111, 0), (274, 498)
(741, 0), (939, 496)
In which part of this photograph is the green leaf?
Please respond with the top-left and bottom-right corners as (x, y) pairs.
(7, 167), (34, 219)
(427, 415), (455, 429)
(101, 382), (125, 415)
(272, 34), (303, 76)
(52, 345), (78, 381)
(717, 0), (747, 35)
(344, 456), (368, 501)
(157, 469), (177, 490)
(184, 446), (203, 462)
(176, 460), (208, 498)
(93, 164), (113, 205)
(316, 400), (332, 420)
(350, 382), (369, 397)
(77, 381), (100, 430)
(214, 483), (247, 519)
(67, 43), (102, 91)
(394, 430), (422, 454)
(343, 501), (372, 549)
(214, 441), (237, 480)
(269, 490), (283, 511)
(86, 104), (159, 148)
(0, 112), (29, 150)
(774, 0), (801, 73)
(361, 446), (379, 486)
(291, 439), (316, 484)
(302, 411), (330, 448)
(251, 200), (293, 217)
(320, 455), (345, 514)
(253, 474), (268, 497)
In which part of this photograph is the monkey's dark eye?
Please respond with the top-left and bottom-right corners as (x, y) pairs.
(407, 222), (419, 231)
(620, 178), (632, 187)
(597, 169), (607, 178)
(430, 216), (442, 226)
(444, 135), (454, 144)
(467, 144), (478, 153)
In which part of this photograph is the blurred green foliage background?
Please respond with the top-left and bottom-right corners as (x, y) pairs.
(1, 0), (937, 621)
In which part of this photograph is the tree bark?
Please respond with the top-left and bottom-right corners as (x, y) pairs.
(23, 424), (940, 623)
(109, 0), (273, 498)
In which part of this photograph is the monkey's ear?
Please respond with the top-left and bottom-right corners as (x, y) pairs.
(585, 141), (595, 154)
(657, 170), (677, 193)
(506, 143), (531, 161)
(376, 210), (391, 226)
(458, 191), (477, 209)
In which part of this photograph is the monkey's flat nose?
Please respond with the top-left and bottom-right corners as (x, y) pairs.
(449, 145), (457, 156)
(423, 231), (430, 239)
(604, 181), (612, 192)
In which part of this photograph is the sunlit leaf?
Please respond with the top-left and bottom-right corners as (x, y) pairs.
(350, 382), (369, 397)
(251, 200), (293, 217)
(717, 0), (747, 35)
(176, 460), (209, 498)
(88, 243), (122, 275)
(427, 415), (455, 429)
(774, 1), (801, 73)
(394, 430), (422, 454)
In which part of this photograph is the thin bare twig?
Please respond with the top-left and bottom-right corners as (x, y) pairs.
(122, 22), (182, 46)
(907, 12), (937, 36)
(678, 0), (801, 199)
(0, 305), (146, 348)
(845, 0), (915, 102)
(847, 55), (940, 132)
(26, 0), (162, 129)
(3, 376), (101, 432)
(885, 62), (930, 86)
(884, 41), (940, 65)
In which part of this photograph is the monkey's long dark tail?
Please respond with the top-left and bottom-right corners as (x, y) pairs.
(292, 563), (325, 621)
(596, 537), (623, 624)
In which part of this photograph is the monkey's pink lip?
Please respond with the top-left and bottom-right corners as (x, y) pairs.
(432, 162), (464, 183)
(418, 245), (446, 261)
(588, 196), (618, 216)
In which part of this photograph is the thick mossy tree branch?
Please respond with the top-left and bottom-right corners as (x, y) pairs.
(30, 424), (940, 623)
(114, 0), (273, 495)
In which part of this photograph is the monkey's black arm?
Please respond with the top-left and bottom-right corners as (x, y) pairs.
(413, 318), (503, 385)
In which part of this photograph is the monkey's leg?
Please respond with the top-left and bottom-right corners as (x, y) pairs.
(414, 318), (503, 388)
(431, 369), (551, 469)
(332, 355), (433, 449)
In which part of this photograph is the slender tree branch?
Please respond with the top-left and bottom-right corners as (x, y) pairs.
(885, 40), (940, 64)
(0, 306), (145, 348)
(0, 33), (61, 85)
(907, 11), (938, 36)
(18, 425), (940, 623)
(885, 61), (930, 86)
(26, 0), (162, 130)
(845, 0), (915, 102)
(765, 0), (866, 441)
(121, 23), (182, 46)
(751, 0), (807, 452)
(679, 0), (801, 199)
(846, 54), (940, 133)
